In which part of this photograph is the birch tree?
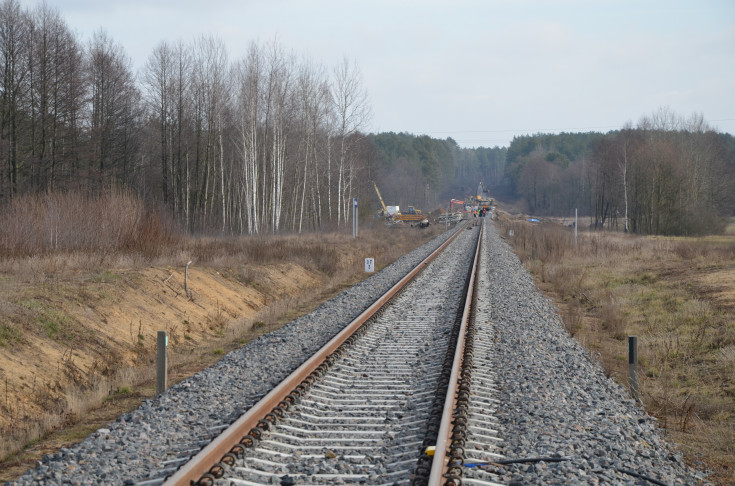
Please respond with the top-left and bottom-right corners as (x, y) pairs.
(235, 42), (262, 234)
(266, 43), (291, 233)
(191, 35), (229, 231)
(331, 56), (371, 225)
(293, 59), (330, 232)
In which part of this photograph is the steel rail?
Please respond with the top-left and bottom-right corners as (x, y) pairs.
(164, 222), (470, 486)
(428, 220), (483, 486)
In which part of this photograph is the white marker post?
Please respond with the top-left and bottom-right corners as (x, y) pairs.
(365, 258), (375, 273)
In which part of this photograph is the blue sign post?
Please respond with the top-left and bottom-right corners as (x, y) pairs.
(353, 197), (358, 238)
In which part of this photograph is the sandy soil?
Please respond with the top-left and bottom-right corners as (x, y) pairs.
(0, 262), (321, 438)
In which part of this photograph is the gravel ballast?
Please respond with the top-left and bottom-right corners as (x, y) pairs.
(476, 222), (710, 485)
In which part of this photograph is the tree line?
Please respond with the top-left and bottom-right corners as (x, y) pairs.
(369, 112), (733, 236)
(2, 0), (731, 237)
(504, 109), (735, 234)
(369, 132), (507, 212)
(0, 0), (372, 234)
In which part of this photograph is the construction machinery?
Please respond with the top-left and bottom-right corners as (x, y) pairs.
(392, 206), (426, 223)
(450, 199), (465, 212)
(373, 181), (428, 225)
(373, 182), (388, 217)
(472, 182), (494, 217)
(439, 198), (466, 224)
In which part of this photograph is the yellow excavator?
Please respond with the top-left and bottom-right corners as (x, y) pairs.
(373, 182), (388, 217)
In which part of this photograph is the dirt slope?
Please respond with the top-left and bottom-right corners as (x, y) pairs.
(0, 262), (320, 450)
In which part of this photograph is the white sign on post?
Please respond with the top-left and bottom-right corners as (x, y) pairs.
(364, 258), (375, 273)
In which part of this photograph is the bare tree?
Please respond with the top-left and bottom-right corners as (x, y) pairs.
(292, 58), (330, 232)
(626, 108), (730, 234)
(266, 41), (292, 233)
(87, 29), (140, 188)
(28, 3), (84, 191)
(234, 41), (262, 234)
(0, 0), (30, 197)
(616, 123), (637, 232)
(0, 4), (378, 236)
(190, 35), (229, 231)
(171, 40), (192, 228)
(142, 41), (175, 206)
(331, 56), (371, 225)
(233, 39), (294, 234)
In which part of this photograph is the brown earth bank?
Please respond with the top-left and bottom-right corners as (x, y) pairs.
(495, 207), (735, 485)
(0, 224), (443, 482)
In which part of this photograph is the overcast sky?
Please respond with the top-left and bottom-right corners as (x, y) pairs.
(21, 0), (735, 147)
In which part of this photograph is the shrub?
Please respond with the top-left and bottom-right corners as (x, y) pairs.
(0, 189), (180, 258)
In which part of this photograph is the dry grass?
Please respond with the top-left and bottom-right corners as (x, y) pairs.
(1, 355), (150, 460)
(499, 217), (735, 485)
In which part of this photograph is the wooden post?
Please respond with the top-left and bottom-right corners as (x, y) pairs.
(628, 336), (639, 402)
(185, 261), (192, 297)
(156, 331), (168, 395)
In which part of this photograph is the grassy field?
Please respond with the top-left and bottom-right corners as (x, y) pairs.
(498, 214), (735, 485)
(0, 191), (446, 481)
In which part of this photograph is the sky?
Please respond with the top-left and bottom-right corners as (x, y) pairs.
(20, 0), (735, 148)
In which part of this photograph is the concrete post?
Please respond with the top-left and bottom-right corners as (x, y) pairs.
(156, 331), (168, 395)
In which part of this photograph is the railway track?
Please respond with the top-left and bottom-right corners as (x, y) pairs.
(160, 220), (504, 486)
(11, 220), (709, 485)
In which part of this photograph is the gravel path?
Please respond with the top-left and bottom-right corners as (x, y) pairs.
(8, 226), (461, 486)
(473, 221), (710, 485)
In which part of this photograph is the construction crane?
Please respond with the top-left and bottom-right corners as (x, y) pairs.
(373, 181), (388, 217)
